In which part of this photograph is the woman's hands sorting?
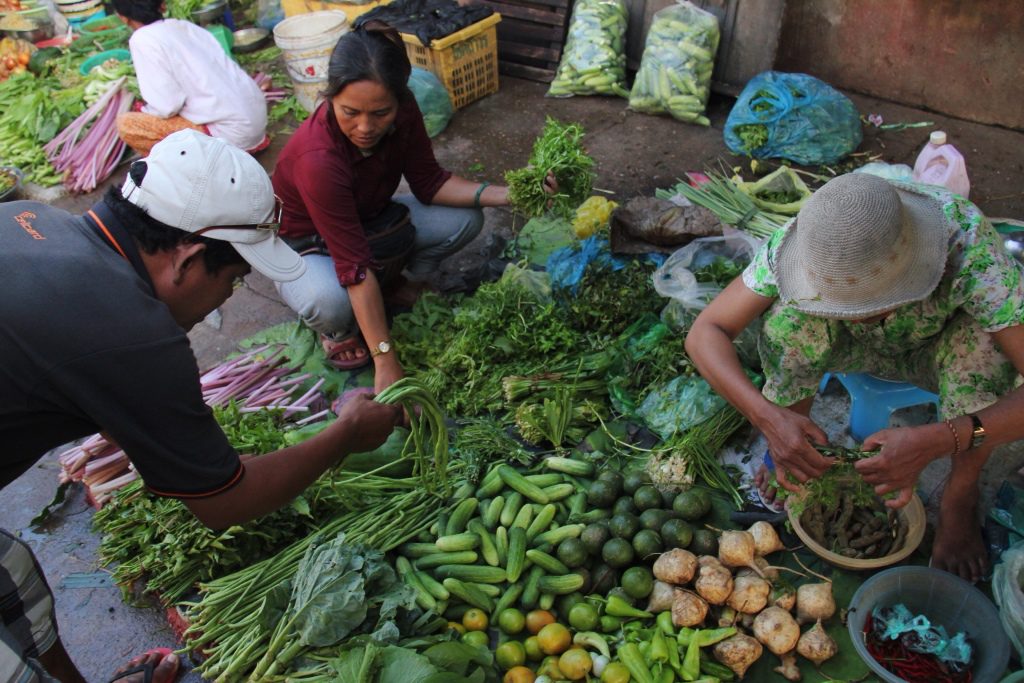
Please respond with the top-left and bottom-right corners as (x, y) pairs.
(760, 406), (832, 492)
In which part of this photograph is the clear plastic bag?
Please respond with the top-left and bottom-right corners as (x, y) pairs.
(993, 541), (1024, 660)
(548, 0), (629, 98)
(408, 67), (453, 138)
(256, 0), (284, 31)
(651, 231), (761, 309)
(723, 71), (863, 165)
(628, 1), (720, 125)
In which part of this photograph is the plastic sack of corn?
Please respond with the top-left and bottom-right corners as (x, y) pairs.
(628, 0), (720, 124)
(573, 196), (618, 238)
(547, 0), (629, 98)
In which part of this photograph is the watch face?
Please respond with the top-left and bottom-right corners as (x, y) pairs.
(377, 341), (391, 353)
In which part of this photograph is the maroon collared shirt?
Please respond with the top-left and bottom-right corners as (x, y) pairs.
(272, 98), (452, 285)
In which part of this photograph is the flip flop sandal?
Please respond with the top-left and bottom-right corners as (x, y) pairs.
(108, 648), (179, 683)
(755, 450), (787, 513)
(321, 333), (371, 371)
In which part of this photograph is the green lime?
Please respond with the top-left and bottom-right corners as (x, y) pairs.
(634, 485), (664, 511)
(556, 591), (586, 620)
(608, 513), (641, 540)
(623, 470), (651, 496)
(660, 518), (695, 549)
(632, 528), (663, 561)
(639, 508), (670, 532)
(581, 523), (611, 556)
(587, 479), (619, 508)
(590, 563), (618, 594)
(690, 528), (719, 556)
(524, 635), (544, 661)
(462, 629), (489, 648)
(621, 566), (655, 600)
(612, 496), (638, 516)
(602, 537), (635, 568)
(497, 607), (526, 635)
(495, 640), (526, 670)
(556, 537), (588, 568)
(596, 470), (624, 497)
(600, 614), (623, 633)
(568, 602), (600, 631)
(672, 488), (712, 520)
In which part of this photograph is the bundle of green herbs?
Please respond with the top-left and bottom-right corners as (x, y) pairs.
(553, 257), (666, 339)
(505, 116), (595, 219)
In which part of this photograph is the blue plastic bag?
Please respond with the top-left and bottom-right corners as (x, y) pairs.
(724, 71), (863, 165)
(408, 68), (453, 138)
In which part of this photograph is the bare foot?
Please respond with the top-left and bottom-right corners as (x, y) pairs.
(931, 483), (989, 583)
(110, 650), (180, 683)
(753, 463), (785, 511)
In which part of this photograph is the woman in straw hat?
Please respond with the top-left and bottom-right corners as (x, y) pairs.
(686, 172), (1024, 582)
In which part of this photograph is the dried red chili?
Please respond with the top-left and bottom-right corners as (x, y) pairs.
(862, 614), (973, 683)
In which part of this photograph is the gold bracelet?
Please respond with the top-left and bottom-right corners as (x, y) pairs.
(945, 419), (961, 457)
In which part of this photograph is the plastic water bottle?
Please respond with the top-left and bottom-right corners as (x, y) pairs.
(912, 131), (970, 198)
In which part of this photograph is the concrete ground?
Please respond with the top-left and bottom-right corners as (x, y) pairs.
(3, 75), (1024, 681)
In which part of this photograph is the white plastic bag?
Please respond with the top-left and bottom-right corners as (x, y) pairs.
(651, 231), (762, 309)
(993, 541), (1024, 660)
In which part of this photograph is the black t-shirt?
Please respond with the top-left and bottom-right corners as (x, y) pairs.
(0, 200), (242, 497)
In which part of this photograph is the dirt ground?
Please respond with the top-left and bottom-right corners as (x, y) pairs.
(3, 75), (1024, 682)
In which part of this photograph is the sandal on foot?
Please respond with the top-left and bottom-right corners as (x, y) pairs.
(108, 648), (179, 683)
(321, 333), (371, 371)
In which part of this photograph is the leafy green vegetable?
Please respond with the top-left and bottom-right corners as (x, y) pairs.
(250, 534), (417, 679)
(505, 117), (595, 219)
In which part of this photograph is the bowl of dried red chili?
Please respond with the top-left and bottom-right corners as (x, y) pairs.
(848, 566), (1010, 683)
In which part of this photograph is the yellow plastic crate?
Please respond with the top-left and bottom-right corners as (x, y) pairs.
(400, 13), (500, 111)
(280, 0), (387, 23)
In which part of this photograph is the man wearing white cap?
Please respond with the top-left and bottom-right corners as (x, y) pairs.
(0, 130), (401, 683)
(686, 172), (1024, 583)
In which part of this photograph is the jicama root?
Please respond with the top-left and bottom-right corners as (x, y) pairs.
(726, 574), (770, 614)
(695, 556), (734, 605)
(774, 651), (802, 681)
(793, 555), (836, 624)
(748, 521), (785, 556)
(671, 588), (710, 627)
(647, 580), (676, 612)
(713, 633), (763, 679)
(752, 606), (800, 655)
(717, 529), (766, 578)
(796, 619), (838, 666)
(653, 548), (698, 585)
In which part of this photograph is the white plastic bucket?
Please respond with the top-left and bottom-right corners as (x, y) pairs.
(273, 10), (349, 112)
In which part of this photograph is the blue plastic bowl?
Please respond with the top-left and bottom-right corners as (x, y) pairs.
(0, 166), (23, 202)
(78, 48), (131, 76)
(848, 566), (1011, 683)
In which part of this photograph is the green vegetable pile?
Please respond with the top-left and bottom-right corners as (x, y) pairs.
(505, 117), (595, 219)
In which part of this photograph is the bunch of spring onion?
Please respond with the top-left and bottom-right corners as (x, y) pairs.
(179, 488), (448, 682)
(43, 76), (133, 193)
(656, 171), (789, 238)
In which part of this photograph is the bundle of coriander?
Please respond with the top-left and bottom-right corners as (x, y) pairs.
(656, 171), (789, 238)
(505, 116), (595, 219)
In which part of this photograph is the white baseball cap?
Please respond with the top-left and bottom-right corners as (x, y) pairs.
(121, 130), (305, 282)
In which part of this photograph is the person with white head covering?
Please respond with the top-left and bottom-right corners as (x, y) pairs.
(686, 172), (1024, 583)
(0, 130), (400, 683)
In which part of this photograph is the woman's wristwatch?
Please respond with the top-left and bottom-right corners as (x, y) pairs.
(370, 339), (393, 357)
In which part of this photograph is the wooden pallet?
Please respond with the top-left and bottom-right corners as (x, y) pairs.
(478, 0), (570, 82)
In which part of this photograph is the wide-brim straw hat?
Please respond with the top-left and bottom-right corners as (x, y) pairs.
(775, 173), (948, 319)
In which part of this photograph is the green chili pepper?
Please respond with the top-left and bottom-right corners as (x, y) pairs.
(606, 594), (654, 619)
(650, 629), (670, 664)
(619, 642), (657, 683)
(678, 626), (736, 648)
(682, 629), (702, 682)
(699, 657), (735, 681)
(657, 610), (676, 637)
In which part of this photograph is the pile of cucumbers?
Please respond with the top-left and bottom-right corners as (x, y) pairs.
(394, 456), (718, 624)
(547, 0), (629, 98)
